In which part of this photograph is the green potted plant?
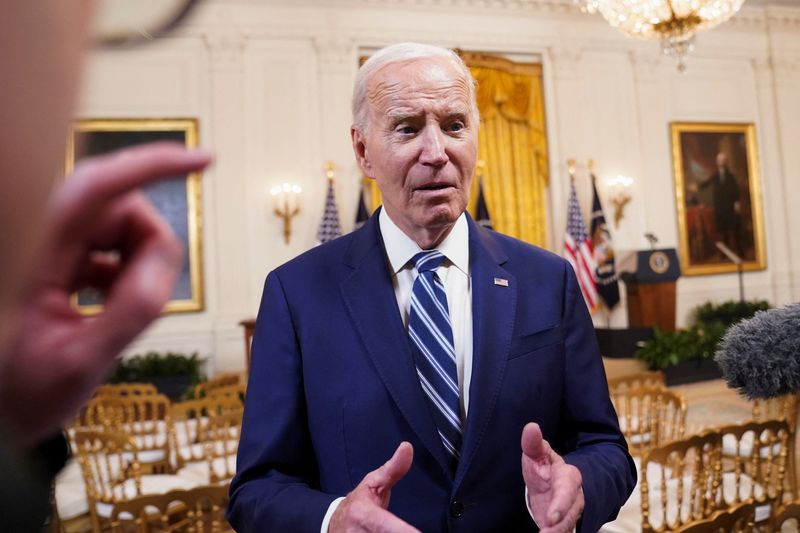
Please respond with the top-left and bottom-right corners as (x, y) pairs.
(690, 299), (770, 327)
(634, 299), (769, 386)
(110, 351), (205, 401)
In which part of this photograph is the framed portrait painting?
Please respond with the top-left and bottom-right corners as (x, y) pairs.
(66, 118), (205, 314)
(671, 122), (766, 276)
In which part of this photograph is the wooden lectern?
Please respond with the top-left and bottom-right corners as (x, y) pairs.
(618, 249), (681, 332)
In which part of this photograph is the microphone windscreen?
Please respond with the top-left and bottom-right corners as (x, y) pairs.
(715, 304), (800, 399)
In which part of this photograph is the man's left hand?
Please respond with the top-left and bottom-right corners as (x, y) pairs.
(521, 422), (584, 533)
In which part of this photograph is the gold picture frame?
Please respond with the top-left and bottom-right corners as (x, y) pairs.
(66, 118), (204, 314)
(671, 122), (766, 276)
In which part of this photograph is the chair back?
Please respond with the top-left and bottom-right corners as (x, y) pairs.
(95, 383), (159, 398)
(718, 419), (791, 507)
(193, 372), (243, 399)
(203, 410), (242, 483)
(753, 394), (799, 499)
(676, 501), (757, 533)
(73, 428), (144, 532)
(171, 396), (243, 482)
(752, 394), (799, 432)
(109, 484), (233, 532)
(771, 500), (800, 532)
(616, 386), (687, 457)
(609, 370), (666, 397)
(84, 393), (175, 473)
(641, 431), (723, 532)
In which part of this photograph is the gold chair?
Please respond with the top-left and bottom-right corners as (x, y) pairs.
(608, 370), (666, 396)
(676, 500), (757, 533)
(73, 429), (201, 533)
(753, 394), (799, 499)
(641, 430), (723, 532)
(615, 386), (687, 457)
(193, 372), (243, 400)
(84, 393), (176, 474)
(772, 500), (800, 532)
(95, 383), (160, 398)
(718, 420), (791, 508)
(109, 484), (233, 533)
(171, 397), (243, 484)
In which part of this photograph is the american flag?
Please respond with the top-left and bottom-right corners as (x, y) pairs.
(315, 179), (342, 244)
(563, 179), (598, 312)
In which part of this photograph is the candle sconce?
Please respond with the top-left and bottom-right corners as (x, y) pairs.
(605, 175), (634, 228)
(270, 182), (302, 243)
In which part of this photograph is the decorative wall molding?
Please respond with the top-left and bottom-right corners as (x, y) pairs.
(548, 44), (582, 80)
(313, 34), (356, 70)
(764, 6), (800, 32)
(223, 0), (578, 12)
(218, 0), (800, 25)
(629, 48), (664, 81)
(203, 31), (249, 68)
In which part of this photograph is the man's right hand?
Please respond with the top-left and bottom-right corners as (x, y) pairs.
(329, 442), (420, 533)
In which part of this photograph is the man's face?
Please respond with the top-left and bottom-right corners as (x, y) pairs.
(352, 57), (478, 242)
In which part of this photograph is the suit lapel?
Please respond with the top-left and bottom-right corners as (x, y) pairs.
(339, 211), (453, 478)
(455, 217), (516, 487)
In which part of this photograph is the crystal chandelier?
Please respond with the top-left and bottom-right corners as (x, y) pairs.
(576, 0), (747, 71)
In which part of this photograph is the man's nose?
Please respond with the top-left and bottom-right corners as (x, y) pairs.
(419, 126), (448, 167)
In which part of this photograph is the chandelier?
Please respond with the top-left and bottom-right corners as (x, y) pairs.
(576, 0), (747, 71)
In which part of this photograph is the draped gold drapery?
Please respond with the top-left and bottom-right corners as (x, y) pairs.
(360, 52), (549, 248)
(464, 52), (549, 247)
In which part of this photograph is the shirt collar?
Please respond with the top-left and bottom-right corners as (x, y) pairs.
(379, 208), (469, 276)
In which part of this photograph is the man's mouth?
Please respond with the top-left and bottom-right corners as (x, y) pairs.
(416, 183), (453, 191)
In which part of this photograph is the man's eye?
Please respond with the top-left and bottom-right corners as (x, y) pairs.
(397, 125), (416, 135)
(448, 122), (465, 132)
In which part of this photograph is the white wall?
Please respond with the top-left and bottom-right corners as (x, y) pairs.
(75, 0), (800, 372)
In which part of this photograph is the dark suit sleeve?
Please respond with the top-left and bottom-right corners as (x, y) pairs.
(227, 271), (336, 531)
(557, 264), (637, 532)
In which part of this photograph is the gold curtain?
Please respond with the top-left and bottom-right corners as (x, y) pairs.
(464, 52), (549, 247)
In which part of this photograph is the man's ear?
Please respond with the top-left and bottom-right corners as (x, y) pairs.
(351, 126), (371, 176)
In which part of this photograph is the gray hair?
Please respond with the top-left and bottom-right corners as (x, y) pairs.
(351, 42), (478, 132)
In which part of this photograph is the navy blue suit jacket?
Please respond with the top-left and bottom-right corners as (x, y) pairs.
(228, 211), (635, 532)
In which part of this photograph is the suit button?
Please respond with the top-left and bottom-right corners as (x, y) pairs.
(449, 500), (464, 518)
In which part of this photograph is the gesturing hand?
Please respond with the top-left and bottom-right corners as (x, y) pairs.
(521, 422), (584, 533)
(329, 442), (420, 533)
(0, 142), (212, 446)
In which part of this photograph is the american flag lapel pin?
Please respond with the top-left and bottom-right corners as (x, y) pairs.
(493, 277), (509, 287)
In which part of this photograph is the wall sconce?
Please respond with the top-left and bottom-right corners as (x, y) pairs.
(270, 182), (302, 243)
(605, 175), (633, 228)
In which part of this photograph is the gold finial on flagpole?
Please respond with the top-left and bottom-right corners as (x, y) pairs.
(567, 158), (576, 179)
(588, 159), (595, 174)
(324, 161), (336, 182)
(475, 159), (486, 181)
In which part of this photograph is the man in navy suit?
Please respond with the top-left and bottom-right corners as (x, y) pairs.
(229, 42), (635, 532)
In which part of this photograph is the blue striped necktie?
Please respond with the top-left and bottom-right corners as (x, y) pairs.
(408, 250), (462, 467)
